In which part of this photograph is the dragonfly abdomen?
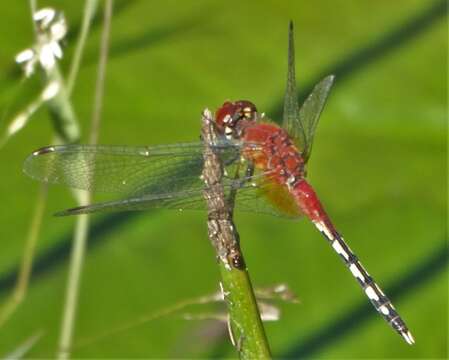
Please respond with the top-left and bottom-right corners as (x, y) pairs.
(291, 178), (414, 344)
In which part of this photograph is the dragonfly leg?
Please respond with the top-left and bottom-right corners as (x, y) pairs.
(226, 159), (255, 209)
(244, 161), (255, 179)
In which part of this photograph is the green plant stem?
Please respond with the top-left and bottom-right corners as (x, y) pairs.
(0, 184), (47, 327)
(12, 184), (48, 295)
(28, 0), (37, 32)
(57, 1), (112, 358)
(218, 262), (271, 359)
(88, 0), (112, 145)
(3, 330), (44, 359)
(45, 67), (80, 143)
(201, 110), (271, 359)
(57, 196), (90, 360)
(67, 0), (99, 96)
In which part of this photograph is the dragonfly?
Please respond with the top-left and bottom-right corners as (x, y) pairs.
(23, 22), (414, 345)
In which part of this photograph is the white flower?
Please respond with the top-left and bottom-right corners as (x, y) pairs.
(41, 81), (60, 101)
(50, 21), (67, 41)
(39, 42), (57, 69)
(15, 7), (67, 77)
(33, 8), (56, 29)
(15, 49), (37, 77)
(15, 48), (34, 63)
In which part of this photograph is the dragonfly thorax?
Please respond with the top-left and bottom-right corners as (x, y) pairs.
(215, 100), (258, 139)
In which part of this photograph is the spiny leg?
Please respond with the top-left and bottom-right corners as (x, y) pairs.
(314, 221), (415, 345)
(227, 158), (255, 210)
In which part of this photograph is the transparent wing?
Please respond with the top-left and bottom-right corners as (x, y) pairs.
(23, 142), (240, 196)
(282, 22), (304, 151)
(298, 75), (334, 162)
(24, 141), (303, 218)
(281, 22), (334, 162)
(55, 173), (303, 219)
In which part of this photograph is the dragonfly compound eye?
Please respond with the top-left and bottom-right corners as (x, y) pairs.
(215, 100), (258, 138)
(234, 100), (257, 121)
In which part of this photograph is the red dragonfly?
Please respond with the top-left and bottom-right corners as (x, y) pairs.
(24, 23), (413, 345)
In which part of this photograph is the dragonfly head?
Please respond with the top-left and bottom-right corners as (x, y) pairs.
(215, 100), (257, 139)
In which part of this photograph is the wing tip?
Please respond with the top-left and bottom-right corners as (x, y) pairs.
(54, 205), (88, 217)
(321, 74), (335, 87)
(32, 146), (57, 156)
(23, 146), (57, 179)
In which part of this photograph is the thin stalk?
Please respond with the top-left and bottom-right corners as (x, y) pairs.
(0, 184), (47, 327)
(45, 66), (80, 143)
(66, 0), (99, 96)
(57, 1), (112, 358)
(73, 291), (223, 350)
(2, 330), (44, 359)
(201, 110), (271, 359)
(73, 283), (297, 351)
(12, 185), (48, 291)
(88, 0), (112, 145)
(57, 195), (90, 360)
(28, 0), (37, 32)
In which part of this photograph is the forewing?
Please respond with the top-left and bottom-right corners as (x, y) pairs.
(298, 75), (334, 162)
(281, 23), (334, 163)
(282, 22), (306, 153)
(23, 142), (240, 196)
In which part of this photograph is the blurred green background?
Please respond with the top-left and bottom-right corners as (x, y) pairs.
(0, 0), (447, 358)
